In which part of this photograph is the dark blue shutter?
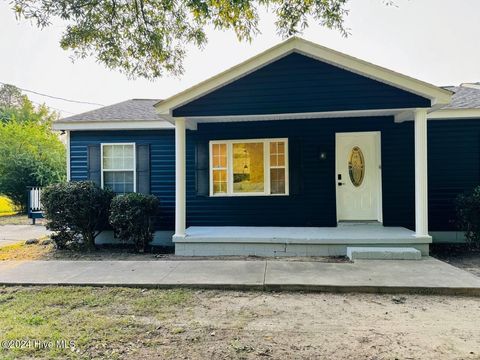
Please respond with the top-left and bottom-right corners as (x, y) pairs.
(87, 145), (101, 187)
(196, 140), (209, 196)
(136, 144), (150, 194)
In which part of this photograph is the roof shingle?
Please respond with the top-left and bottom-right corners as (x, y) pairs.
(60, 99), (164, 122)
(442, 84), (480, 109)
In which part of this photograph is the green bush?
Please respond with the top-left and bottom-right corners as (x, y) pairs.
(455, 186), (480, 249)
(42, 181), (114, 249)
(109, 193), (159, 252)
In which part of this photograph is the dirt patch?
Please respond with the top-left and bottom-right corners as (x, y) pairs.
(1, 287), (478, 359)
(431, 244), (480, 277)
(48, 249), (350, 263)
(0, 242), (350, 263)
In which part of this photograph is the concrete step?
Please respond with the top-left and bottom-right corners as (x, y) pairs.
(347, 247), (422, 260)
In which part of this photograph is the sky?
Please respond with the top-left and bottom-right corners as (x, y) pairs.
(0, 0), (479, 117)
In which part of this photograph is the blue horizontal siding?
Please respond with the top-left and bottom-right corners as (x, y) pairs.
(173, 52), (430, 117)
(186, 117), (416, 229)
(428, 120), (480, 231)
(70, 131), (175, 230)
(68, 118), (480, 234)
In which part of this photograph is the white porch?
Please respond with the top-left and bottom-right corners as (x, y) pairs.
(173, 224), (431, 257)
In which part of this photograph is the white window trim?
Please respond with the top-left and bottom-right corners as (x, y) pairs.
(209, 138), (289, 197)
(100, 143), (137, 193)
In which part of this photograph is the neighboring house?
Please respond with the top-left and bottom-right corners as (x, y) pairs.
(53, 37), (480, 256)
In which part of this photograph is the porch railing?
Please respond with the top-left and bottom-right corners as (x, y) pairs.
(27, 186), (44, 224)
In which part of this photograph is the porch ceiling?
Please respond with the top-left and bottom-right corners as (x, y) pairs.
(177, 108), (417, 129)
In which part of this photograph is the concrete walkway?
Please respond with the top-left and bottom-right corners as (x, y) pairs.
(0, 257), (479, 295)
(0, 225), (51, 246)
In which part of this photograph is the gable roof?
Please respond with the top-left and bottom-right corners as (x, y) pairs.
(155, 37), (452, 117)
(61, 99), (163, 122)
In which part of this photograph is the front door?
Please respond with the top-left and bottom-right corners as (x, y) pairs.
(336, 132), (382, 222)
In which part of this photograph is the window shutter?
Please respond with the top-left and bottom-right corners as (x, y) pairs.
(289, 139), (303, 195)
(196, 140), (209, 196)
(87, 145), (101, 187)
(136, 144), (150, 194)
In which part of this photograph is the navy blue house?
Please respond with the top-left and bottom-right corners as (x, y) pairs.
(55, 38), (480, 256)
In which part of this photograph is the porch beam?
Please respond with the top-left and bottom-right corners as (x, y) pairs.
(175, 117), (186, 238)
(414, 109), (429, 237)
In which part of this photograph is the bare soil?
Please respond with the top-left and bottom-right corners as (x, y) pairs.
(1, 287), (479, 360)
(163, 291), (480, 360)
(431, 244), (480, 277)
(0, 242), (350, 263)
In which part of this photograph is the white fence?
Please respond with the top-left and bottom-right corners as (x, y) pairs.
(28, 187), (44, 224)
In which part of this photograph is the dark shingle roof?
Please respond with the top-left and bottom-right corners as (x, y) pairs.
(442, 84), (480, 109)
(60, 99), (164, 122)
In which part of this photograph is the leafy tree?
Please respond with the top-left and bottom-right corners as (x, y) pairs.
(12, 0), (351, 79)
(0, 84), (25, 108)
(0, 84), (58, 125)
(0, 85), (64, 210)
(0, 120), (66, 211)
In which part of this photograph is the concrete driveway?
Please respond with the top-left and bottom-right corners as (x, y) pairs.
(0, 225), (51, 246)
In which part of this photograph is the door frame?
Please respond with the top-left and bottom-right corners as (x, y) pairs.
(335, 131), (383, 223)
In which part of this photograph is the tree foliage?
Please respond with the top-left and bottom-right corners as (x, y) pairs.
(0, 84), (58, 125)
(12, 0), (350, 79)
(0, 83), (25, 108)
(0, 84), (65, 210)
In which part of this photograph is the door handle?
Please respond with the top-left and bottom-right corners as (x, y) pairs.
(338, 182), (345, 186)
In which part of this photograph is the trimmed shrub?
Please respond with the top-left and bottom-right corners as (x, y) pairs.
(455, 186), (480, 249)
(109, 193), (159, 252)
(42, 181), (114, 249)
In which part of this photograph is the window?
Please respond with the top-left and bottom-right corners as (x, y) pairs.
(348, 146), (365, 187)
(101, 143), (136, 194)
(212, 143), (227, 194)
(210, 139), (288, 196)
(270, 141), (286, 194)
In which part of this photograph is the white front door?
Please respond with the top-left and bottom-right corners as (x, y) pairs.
(336, 132), (382, 222)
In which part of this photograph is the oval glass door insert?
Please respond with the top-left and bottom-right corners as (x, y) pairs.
(348, 146), (365, 187)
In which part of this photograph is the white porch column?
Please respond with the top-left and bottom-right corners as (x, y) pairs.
(175, 118), (186, 238)
(414, 109), (429, 238)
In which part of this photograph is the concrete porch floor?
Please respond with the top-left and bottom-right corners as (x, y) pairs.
(174, 224), (431, 257)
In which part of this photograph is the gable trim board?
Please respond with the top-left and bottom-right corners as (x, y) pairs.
(155, 37), (451, 118)
(53, 119), (174, 131)
(428, 108), (480, 120)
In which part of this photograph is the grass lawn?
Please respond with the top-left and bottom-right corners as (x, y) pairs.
(0, 196), (17, 217)
(0, 242), (53, 261)
(0, 214), (36, 226)
(0, 287), (192, 359)
(0, 287), (478, 359)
